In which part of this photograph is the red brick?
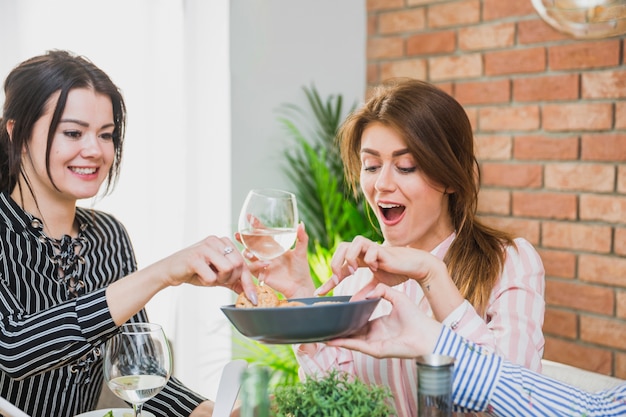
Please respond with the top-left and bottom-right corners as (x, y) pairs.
(545, 163), (615, 192)
(512, 191), (577, 220)
(380, 59), (427, 80)
(617, 102), (626, 129)
(462, 81), (513, 106)
(367, 63), (380, 84)
(580, 194), (626, 224)
(429, 54), (482, 81)
(513, 74), (579, 102)
(617, 290), (626, 319)
(546, 280), (614, 315)
(581, 316), (626, 351)
(544, 336), (612, 374)
(482, 0), (536, 20)
(517, 19), (571, 44)
(428, 0), (480, 28)
(408, 0), (447, 4)
(479, 105), (540, 131)
(542, 221), (612, 253)
(616, 353), (626, 379)
(367, 37), (405, 59)
(617, 228), (626, 257)
(464, 107), (478, 131)
(549, 40), (621, 71)
(477, 189), (510, 215)
(367, 0), (404, 12)
(613, 164), (626, 192)
(544, 308), (577, 338)
(481, 163), (542, 187)
(583, 70), (626, 99)
(543, 103), (613, 131)
(459, 22), (515, 51)
(475, 134), (512, 160)
(435, 82), (453, 96)
(479, 215), (540, 244)
(485, 47), (546, 76)
(513, 135), (579, 160)
(406, 31), (456, 55)
(581, 133), (626, 162)
(455, 79), (510, 106)
(538, 249), (576, 279)
(379, 9), (426, 34)
(579, 254), (626, 288)
(368, 13), (378, 36)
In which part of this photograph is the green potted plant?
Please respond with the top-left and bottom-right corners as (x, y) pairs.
(272, 369), (395, 417)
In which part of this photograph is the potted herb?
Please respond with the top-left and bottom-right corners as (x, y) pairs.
(272, 369), (395, 417)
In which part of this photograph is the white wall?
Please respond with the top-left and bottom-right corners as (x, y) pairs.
(230, 0), (366, 225)
(0, 0), (365, 402)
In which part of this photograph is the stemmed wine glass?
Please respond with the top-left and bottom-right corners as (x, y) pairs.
(238, 188), (298, 282)
(104, 322), (172, 417)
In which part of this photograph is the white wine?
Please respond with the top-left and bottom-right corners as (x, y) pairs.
(240, 228), (297, 260)
(108, 374), (167, 404)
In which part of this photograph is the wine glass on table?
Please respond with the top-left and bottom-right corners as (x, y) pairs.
(238, 188), (298, 283)
(103, 322), (172, 417)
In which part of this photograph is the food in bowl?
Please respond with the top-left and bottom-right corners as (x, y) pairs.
(235, 285), (307, 308)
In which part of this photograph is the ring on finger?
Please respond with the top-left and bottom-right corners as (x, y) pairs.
(223, 246), (234, 256)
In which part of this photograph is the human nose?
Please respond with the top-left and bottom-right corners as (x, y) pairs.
(374, 164), (396, 192)
(80, 134), (103, 157)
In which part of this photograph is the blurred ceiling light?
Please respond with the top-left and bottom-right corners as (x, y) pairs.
(531, 0), (626, 38)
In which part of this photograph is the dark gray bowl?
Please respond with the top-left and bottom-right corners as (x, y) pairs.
(220, 295), (381, 344)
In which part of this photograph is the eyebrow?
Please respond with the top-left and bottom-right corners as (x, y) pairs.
(59, 118), (115, 129)
(360, 148), (412, 157)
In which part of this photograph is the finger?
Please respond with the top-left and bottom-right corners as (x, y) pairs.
(329, 242), (350, 276)
(314, 274), (339, 296)
(350, 279), (379, 301)
(240, 265), (258, 305)
(343, 236), (369, 272)
(293, 222), (309, 254)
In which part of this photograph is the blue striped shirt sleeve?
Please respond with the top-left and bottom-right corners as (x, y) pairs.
(432, 326), (626, 416)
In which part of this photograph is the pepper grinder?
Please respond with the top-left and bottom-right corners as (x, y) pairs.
(416, 354), (455, 417)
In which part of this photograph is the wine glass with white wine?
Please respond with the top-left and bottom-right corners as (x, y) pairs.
(238, 189), (298, 282)
(104, 322), (172, 417)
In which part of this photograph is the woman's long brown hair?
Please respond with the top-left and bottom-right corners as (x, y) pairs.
(338, 78), (514, 315)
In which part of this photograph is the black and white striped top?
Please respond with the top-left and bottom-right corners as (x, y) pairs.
(0, 192), (206, 417)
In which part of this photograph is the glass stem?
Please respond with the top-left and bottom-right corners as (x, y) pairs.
(133, 403), (143, 417)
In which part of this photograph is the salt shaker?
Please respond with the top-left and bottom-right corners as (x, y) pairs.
(239, 365), (271, 417)
(416, 354), (455, 417)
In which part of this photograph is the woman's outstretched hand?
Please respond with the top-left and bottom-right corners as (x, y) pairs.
(156, 235), (257, 301)
(236, 222), (315, 299)
(315, 236), (447, 298)
(325, 283), (442, 359)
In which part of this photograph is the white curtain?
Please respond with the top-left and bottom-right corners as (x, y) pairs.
(0, 0), (234, 398)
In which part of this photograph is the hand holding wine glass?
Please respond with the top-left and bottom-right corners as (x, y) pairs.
(104, 323), (172, 417)
(238, 189), (298, 283)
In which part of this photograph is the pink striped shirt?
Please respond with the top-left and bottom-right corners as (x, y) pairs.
(295, 233), (545, 417)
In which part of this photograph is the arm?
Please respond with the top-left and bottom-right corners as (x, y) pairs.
(329, 284), (626, 417)
(435, 327), (626, 417)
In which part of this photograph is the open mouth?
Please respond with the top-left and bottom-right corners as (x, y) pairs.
(379, 202), (405, 222)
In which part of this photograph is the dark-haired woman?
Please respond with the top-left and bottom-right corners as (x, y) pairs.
(245, 79), (545, 417)
(0, 50), (255, 417)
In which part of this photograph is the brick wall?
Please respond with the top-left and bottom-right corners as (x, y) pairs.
(366, 0), (626, 377)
